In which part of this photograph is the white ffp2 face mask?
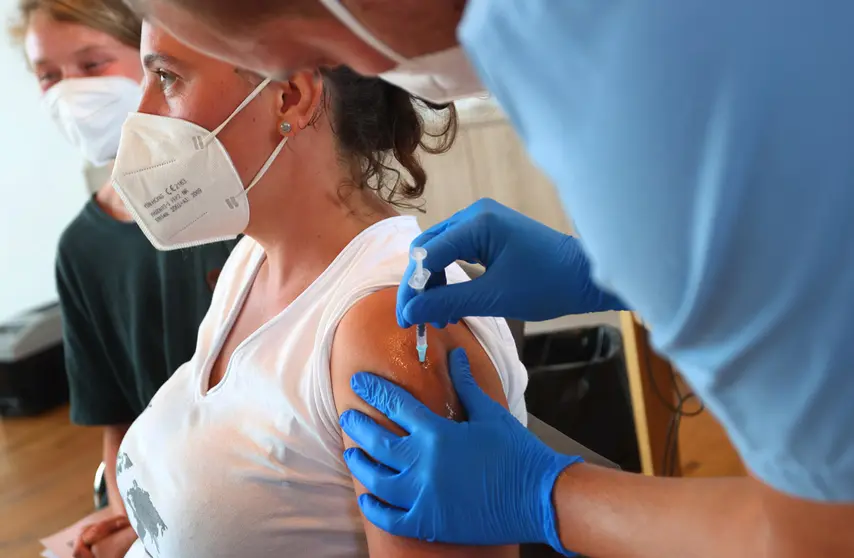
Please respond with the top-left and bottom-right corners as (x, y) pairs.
(317, 0), (486, 104)
(112, 78), (287, 251)
(42, 76), (142, 167)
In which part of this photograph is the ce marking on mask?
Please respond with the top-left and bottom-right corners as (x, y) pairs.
(142, 178), (204, 223)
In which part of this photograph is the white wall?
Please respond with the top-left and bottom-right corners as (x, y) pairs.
(0, 2), (89, 322)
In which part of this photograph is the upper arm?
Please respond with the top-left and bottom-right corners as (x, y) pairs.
(330, 288), (517, 558)
(756, 477), (854, 556)
(103, 424), (131, 514)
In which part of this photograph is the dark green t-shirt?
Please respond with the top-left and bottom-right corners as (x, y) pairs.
(55, 197), (237, 426)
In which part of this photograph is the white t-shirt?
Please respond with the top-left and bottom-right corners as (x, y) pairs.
(117, 216), (528, 558)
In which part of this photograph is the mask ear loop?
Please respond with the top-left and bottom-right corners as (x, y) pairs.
(205, 76), (288, 198)
(203, 77), (273, 146)
(244, 136), (289, 194)
(316, 0), (408, 65)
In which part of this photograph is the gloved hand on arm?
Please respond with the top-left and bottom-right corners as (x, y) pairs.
(339, 348), (583, 555)
(396, 198), (626, 329)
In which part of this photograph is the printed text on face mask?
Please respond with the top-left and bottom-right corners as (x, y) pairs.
(141, 179), (204, 222)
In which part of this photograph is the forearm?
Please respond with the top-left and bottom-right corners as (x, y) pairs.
(552, 464), (766, 557)
(103, 425), (131, 515)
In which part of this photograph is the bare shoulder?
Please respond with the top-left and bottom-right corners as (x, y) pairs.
(330, 288), (518, 557)
(330, 287), (509, 425)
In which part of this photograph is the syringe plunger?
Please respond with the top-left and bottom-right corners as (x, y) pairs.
(408, 247), (430, 291)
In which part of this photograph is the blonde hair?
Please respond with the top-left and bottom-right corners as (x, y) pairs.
(8, 0), (141, 48)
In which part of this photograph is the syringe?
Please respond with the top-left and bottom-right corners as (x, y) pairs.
(408, 247), (431, 363)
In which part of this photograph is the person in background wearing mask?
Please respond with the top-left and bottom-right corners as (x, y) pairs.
(108, 21), (528, 558)
(121, 0), (854, 557)
(9, 2), (237, 557)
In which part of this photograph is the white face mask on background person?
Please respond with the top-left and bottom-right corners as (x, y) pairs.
(317, 0), (486, 104)
(42, 76), (142, 167)
(111, 78), (287, 251)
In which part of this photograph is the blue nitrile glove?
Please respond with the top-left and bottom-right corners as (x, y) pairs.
(396, 198), (626, 329)
(339, 348), (583, 555)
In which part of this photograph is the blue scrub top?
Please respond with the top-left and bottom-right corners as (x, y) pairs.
(459, 0), (854, 502)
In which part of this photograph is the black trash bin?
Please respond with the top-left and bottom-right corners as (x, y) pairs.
(0, 301), (68, 416)
(523, 325), (640, 473)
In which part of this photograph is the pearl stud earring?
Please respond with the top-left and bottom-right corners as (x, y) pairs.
(280, 121), (292, 134)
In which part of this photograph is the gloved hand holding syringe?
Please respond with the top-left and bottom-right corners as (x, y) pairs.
(408, 247), (430, 362)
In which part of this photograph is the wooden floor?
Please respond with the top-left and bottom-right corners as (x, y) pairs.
(0, 406), (101, 558)
(0, 403), (744, 558)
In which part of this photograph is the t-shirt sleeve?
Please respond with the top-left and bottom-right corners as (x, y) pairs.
(56, 246), (135, 426)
